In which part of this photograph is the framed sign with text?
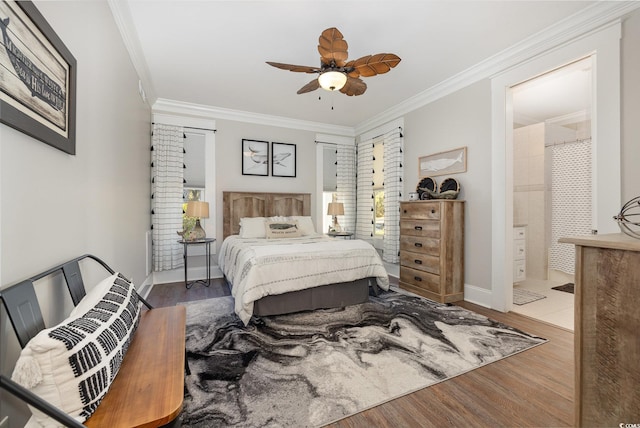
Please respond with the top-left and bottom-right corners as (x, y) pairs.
(0, 0), (76, 154)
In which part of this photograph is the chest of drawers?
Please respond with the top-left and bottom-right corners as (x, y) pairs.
(399, 200), (465, 303)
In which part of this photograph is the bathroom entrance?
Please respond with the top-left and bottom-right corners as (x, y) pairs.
(509, 58), (593, 330)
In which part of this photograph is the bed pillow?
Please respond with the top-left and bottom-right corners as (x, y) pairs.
(265, 219), (303, 239)
(239, 217), (266, 238)
(11, 274), (142, 425)
(288, 216), (317, 236)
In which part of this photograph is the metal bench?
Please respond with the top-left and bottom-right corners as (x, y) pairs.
(0, 254), (186, 427)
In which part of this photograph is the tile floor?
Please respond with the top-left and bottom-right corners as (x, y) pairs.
(512, 276), (575, 331)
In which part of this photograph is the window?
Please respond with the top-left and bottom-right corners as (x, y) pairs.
(372, 139), (384, 237)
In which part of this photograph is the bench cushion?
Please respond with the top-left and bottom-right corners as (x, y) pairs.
(11, 273), (141, 425)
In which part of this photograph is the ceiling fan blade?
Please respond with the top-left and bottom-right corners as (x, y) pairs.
(317, 27), (348, 67)
(347, 53), (401, 77)
(266, 61), (320, 74)
(297, 79), (320, 94)
(340, 77), (367, 96)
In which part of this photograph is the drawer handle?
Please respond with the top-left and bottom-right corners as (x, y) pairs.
(414, 242), (423, 248)
(414, 226), (423, 231)
(414, 259), (422, 264)
(414, 276), (422, 282)
(403, 209), (407, 214)
(431, 209), (436, 214)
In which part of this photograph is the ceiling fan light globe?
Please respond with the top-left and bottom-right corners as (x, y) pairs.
(318, 71), (347, 91)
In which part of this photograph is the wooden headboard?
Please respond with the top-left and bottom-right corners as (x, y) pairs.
(223, 191), (311, 239)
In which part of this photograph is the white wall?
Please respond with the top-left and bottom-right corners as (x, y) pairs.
(0, 1), (151, 425)
(213, 119), (318, 249)
(403, 81), (493, 293)
(621, 10), (640, 201)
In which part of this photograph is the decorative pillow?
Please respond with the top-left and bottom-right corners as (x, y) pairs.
(11, 274), (142, 425)
(288, 216), (317, 236)
(239, 217), (266, 238)
(265, 219), (302, 239)
(69, 273), (120, 318)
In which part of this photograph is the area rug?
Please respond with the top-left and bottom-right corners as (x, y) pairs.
(180, 291), (546, 427)
(551, 282), (575, 294)
(513, 288), (547, 305)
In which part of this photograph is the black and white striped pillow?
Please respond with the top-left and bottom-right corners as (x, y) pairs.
(11, 273), (141, 425)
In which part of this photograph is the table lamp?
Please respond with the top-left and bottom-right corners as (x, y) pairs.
(327, 202), (344, 232)
(186, 201), (209, 240)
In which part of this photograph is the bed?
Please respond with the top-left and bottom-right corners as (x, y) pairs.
(221, 191), (389, 324)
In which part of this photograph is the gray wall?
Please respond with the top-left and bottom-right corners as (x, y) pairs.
(0, 1), (151, 425)
(213, 119), (318, 248)
(403, 81), (493, 291)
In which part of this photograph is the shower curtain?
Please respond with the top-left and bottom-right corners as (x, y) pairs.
(549, 139), (592, 275)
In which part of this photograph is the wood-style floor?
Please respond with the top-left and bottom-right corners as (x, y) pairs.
(147, 278), (574, 428)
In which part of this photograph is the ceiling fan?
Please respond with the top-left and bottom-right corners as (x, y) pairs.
(266, 27), (401, 96)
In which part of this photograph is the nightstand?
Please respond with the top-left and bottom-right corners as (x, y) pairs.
(178, 237), (216, 289)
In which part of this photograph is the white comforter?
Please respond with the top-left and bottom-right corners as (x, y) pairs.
(218, 235), (390, 324)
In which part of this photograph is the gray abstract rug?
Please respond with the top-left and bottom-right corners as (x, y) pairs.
(180, 291), (546, 427)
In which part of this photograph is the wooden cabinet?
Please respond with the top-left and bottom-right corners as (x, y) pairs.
(559, 233), (640, 427)
(399, 200), (464, 303)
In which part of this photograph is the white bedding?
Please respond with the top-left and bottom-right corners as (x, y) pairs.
(218, 235), (390, 324)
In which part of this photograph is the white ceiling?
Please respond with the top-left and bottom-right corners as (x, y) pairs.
(119, 1), (601, 130)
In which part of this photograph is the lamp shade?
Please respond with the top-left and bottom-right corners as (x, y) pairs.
(318, 71), (347, 91)
(327, 202), (344, 216)
(186, 201), (209, 218)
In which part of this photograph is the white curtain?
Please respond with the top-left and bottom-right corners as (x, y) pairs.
(355, 140), (375, 239)
(151, 124), (185, 271)
(382, 127), (404, 263)
(336, 144), (357, 232)
(549, 139), (592, 275)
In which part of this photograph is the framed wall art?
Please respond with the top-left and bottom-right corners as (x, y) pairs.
(271, 142), (296, 177)
(242, 139), (269, 176)
(419, 146), (467, 177)
(0, 0), (77, 154)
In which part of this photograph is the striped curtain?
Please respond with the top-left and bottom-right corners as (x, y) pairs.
(336, 144), (356, 232)
(355, 140), (375, 239)
(151, 124), (185, 271)
(382, 127), (404, 263)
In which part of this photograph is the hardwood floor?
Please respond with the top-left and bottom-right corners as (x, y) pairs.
(147, 279), (574, 428)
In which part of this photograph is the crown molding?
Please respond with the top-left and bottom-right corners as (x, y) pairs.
(107, 0), (156, 106)
(353, 1), (639, 136)
(152, 98), (355, 137)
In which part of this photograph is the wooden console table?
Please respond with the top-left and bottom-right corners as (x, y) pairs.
(559, 233), (640, 427)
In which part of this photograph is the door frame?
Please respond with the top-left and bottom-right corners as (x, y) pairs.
(490, 22), (621, 312)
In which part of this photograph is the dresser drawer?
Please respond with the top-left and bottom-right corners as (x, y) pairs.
(400, 236), (440, 256)
(400, 266), (440, 294)
(400, 251), (440, 275)
(401, 202), (440, 220)
(400, 219), (440, 238)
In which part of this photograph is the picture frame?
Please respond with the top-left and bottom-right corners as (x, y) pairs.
(419, 146), (467, 177)
(242, 139), (269, 176)
(271, 142), (296, 177)
(0, 0), (77, 155)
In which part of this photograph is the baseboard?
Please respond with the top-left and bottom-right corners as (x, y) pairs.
(152, 265), (223, 285)
(463, 283), (493, 309)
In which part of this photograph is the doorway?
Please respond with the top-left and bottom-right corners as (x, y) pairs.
(489, 22), (621, 319)
(509, 58), (592, 330)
